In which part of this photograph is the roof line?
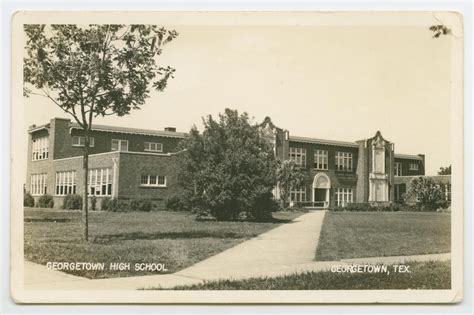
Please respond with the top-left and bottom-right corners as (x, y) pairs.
(289, 135), (359, 148)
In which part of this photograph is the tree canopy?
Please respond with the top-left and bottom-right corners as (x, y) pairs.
(438, 165), (451, 175)
(176, 109), (278, 221)
(24, 24), (178, 128)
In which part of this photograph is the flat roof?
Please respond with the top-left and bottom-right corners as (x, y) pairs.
(70, 122), (186, 139)
(394, 153), (423, 160)
(289, 135), (359, 148)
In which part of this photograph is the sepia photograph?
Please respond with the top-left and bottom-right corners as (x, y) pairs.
(9, 11), (463, 304)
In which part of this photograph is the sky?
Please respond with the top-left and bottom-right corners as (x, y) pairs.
(23, 24), (453, 175)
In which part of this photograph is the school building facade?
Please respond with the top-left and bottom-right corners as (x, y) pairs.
(26, 117), (449, 209)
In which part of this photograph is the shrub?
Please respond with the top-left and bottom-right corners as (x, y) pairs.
(103, 198), (130, 212)
(37, 194), (54, 208)
(101, 197), (111, 211)
(91, 196), (97, 211)
(130, 198), (153, 212)
(62, 194), (82, 210)
(406, 177), (446, 211)
(24, 192), (35, 207)
(165, 195), (185, 211)
(247, 193), (281, 222)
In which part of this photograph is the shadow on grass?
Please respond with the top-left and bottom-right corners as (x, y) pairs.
(24, 218), (70, 223)
(93, 231), (254, 243)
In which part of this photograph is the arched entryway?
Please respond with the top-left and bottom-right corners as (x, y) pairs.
(312, 173), (330, 208)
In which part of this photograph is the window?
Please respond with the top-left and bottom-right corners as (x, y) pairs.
(289, 147), (306, 167)
(72, 136), (94, 147)
(144, 142), (163, 152)
(314, 150), (328, 170)
(335, 188), (353, 207)
(32, 137), (49, 161)
(88, 168), (113, 196)
(290, 187), (306, 202)
(335, 152), (353, 171)
(395, 162), (403, 176)
(140, 174), (167, 187)
(55, 171), (77, 195)
(409, 163), (419, 171)
(444, 184), (451, 201)
(30, 173), (47, 195)
(111, 139), (128, 151)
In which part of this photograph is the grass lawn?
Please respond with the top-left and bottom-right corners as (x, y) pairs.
(24, 208), (304, 279)
(157, 260), (451, 290)
(315, 212), (451, 261)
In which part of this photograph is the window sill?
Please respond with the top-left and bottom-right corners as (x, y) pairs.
(144, 150), (163, 153)
(139, 185), (167, 188)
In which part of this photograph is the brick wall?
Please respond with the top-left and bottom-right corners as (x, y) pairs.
(117, 152), (180, 205)
(394, 157), (425, 176)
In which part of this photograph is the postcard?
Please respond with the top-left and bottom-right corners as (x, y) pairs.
(10, 10), (463, 303)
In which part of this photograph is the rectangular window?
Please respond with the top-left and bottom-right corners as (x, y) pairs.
(289, 147), (306, 167)
(88, 168), (113, 196)
(290, 187), (306, 202)
(335, 152), (353, 171)
(55, 171), (77, 196)
(409, 163), (419, 171)
(72, 136), (94, 147)
(395, 162), (403, 176)
(144, 142), (163, 152)
(31, 137), (49, 161)
(314, 150), (328, 170)
(30, 173), (47, 196)
(140, 174), (167, 187)
(445, 184), (451, 201)
(335, 188), (354, 207)
(111, 139), (128, 152)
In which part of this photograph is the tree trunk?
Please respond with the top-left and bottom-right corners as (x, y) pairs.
(82, 136), (90, 242)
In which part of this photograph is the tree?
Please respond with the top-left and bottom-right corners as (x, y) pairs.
(406, 177), (445, 211)
(176, 109), (277, 221)
(24, 24), (178, 241)
(438, 165), (451, 175)
(276, 159), (307, 208)
(429, 25), (451, 38)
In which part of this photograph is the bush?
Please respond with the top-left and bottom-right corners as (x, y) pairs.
(103, 198), (130, 212)
(37, 194), (54, 208)
(62, 194), (82, 210)
(406, 177), (446, 211)
(247, 193), (281, 222)
(130, 198), (153, 212)
(165, 195), (185, 211)
(24, 192), (35, 207)
(331, 202), (403, 212)
(101, 197), (111, 210)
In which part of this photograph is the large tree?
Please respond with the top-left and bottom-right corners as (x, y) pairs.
(24, 24), (178, 241)
(176, 109), (277, 221)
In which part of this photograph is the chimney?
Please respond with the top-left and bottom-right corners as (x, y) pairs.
(164, 127), (176, 132)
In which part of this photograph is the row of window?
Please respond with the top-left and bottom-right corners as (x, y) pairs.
(288, 186), (354, 207)
(72, 136), (164, 153)
(30, 169), (168, 196)
(394, 162), (420, 176)
(290, 147), (354, 171)
(32, 136), (165, 161)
